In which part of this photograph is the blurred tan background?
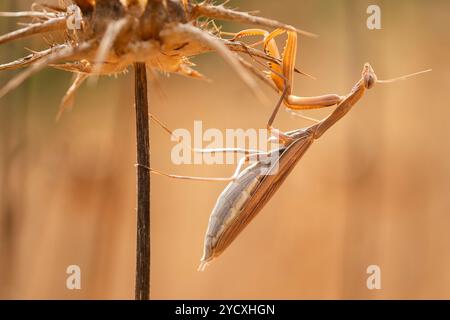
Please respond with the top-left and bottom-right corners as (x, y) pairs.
(0, 0), (449, 299)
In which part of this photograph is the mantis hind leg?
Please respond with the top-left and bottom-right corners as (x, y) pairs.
(138, 152), (270, 182)
(144, 113), (269, 181)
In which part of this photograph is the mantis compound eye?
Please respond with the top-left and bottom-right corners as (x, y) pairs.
(364, 73), (376, 89)
(362, 63), (377, 89)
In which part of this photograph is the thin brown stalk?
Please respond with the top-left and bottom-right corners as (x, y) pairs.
(134, 62), (150, 300)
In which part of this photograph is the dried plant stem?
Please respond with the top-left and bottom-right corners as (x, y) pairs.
(134, 62), (150, 300)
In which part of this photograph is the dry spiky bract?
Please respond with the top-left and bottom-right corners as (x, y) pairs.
(0, 0), (312, 117)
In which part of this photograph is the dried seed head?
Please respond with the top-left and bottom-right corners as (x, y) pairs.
(73, 0), (94, 13)
(0, 0), (315, 116)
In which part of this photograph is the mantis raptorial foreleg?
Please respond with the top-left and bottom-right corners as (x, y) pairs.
(234, 39), (321, 127)
(231, 29), (344, 111)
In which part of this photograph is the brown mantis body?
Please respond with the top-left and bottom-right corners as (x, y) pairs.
(197, 63), (373, 270)
(137, 10), (431, 268)
(148, 63), (430, 270)
(198, 63), (432, 269)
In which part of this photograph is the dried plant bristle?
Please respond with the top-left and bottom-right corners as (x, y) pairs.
(0, 0), (314, 117)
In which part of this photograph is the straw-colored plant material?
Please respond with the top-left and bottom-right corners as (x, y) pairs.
(0, 0), (314, 117)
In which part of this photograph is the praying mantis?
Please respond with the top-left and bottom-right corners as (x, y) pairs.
(0, 1), (431, 271)
(147, 28), (431, 270)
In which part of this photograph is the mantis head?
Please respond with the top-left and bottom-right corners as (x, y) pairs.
(362, 63), (377, 89)
(362, 62), (431, 89)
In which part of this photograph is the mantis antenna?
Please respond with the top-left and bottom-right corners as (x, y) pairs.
(377, 69), (432, 84)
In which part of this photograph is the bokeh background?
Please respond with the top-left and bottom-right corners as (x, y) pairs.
(0, 0), (449, 299)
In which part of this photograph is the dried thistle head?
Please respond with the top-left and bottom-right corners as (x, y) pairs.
(0, 0), (313, 117)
